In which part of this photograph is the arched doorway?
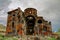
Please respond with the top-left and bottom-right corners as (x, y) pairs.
(25, 15), (36, 35)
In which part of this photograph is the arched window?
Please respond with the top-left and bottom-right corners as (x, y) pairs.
(17, 15), (20, 23)
(38, 20), (42, 24)
(43, 26), (47, 32)
(12, 22), (14, 28)
(13, 14), (15, 16)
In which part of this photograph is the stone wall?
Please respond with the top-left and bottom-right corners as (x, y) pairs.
(6, 7), (52, 36)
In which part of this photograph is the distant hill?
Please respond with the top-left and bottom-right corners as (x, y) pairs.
(0, 24), (6, 31)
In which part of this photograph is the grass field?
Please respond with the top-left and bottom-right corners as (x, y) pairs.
(0, 34), (57, 40)
(0, 34), (18, 40)
(0, 24), (60, 40)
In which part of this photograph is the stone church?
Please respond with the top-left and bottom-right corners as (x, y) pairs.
(6, 7), (52, 36)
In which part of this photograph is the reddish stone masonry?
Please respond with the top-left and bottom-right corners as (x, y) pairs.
(6, 7), (52, 36)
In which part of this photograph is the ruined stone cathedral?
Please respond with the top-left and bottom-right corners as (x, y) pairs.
(6, 7), (52, 36)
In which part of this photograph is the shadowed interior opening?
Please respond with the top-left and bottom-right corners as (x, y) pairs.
(25, 15), (36, 35)
(26, 15), (36, 27)
(43, 26), (47, 32)
(38, 20), (42, 24)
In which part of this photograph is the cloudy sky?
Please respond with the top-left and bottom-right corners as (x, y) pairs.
(0, 0), (60, 32)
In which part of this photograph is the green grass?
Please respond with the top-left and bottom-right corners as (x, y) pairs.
(0, 34), (59, 40)
(0, 34), (18, 40)
(47, 37), (56, 40)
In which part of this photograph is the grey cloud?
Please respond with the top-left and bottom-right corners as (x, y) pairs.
(0, 16), (7, 26)
(39, 0), (60, 31)
(0, 8), (8, 26)
(0, 0), (11, 10)
(0, 0), (11, 26)
(0, 0), (60, 31)
(18, 0), (60, 31)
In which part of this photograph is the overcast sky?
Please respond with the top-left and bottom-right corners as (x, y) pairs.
(0, 0), (60, 32)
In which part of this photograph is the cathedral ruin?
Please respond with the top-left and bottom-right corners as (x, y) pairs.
(6, 7), (52, 36)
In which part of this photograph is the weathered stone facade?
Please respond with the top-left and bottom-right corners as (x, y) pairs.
(6, 7), (52, 36)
